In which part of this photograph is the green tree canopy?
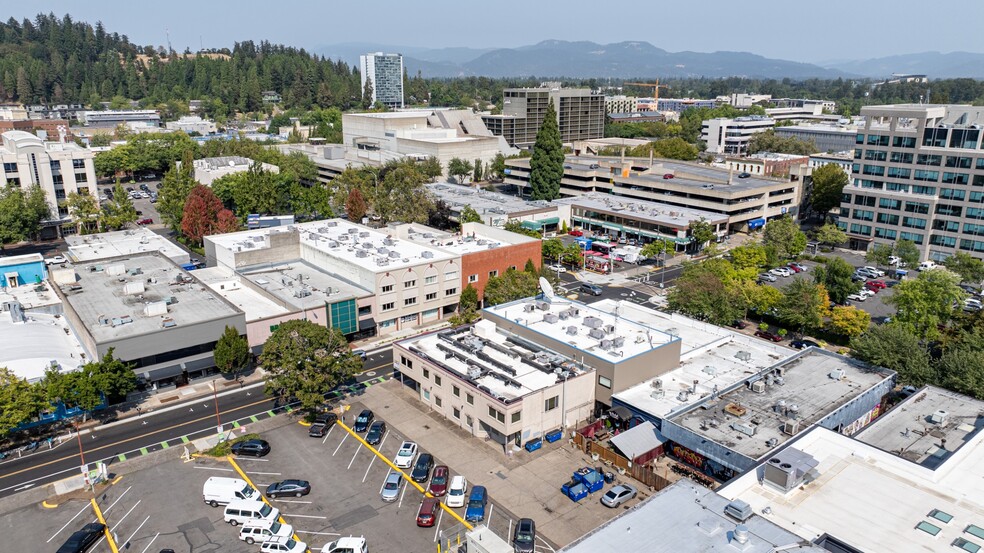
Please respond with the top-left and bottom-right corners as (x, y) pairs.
(813, 257), (861, 305)
(777, 277), (831, 334)
(887, 268), (965, 340)
(459, 205), (482, 225)
(0, 368), (47, 437)
(810, 164), (850, 217)
(450, 284), (481, 325)
(482, 268), (539, 306)
(668, 260), (745, 324)
(66, 191), (101, 234)
(528, 100), (563, 200)
(0, 185), (50, 247)
(158, 152), (199, 232)
(259, 320), (362, 410)
(866, 243), (894, 267)
(943, 252), (984, 284)
(688, 218), (715, 252)
(763, 215), (807, 259)
(850, 325), (934, 385)
(84, 348), (137, 403)
(101, 182), (138, 230)
(214, 326), (251, 377)
(828, 305), (871, 338)
(488, 153), (506, 181)
(447, 158), (473, 184)
(813, 223), (847, 247)
(894, 239), (921, 268)
(747, 129), (818, 156)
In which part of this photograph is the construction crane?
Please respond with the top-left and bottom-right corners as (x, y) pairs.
(624, 80), (670, 103)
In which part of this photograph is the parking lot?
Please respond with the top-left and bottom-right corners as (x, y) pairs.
(98, 178), (162, 228)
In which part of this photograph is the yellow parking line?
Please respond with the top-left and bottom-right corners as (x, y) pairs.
(227, 456), (311, 553)
(90, 498), (120, 553)
(111, 475), (123, 484)
(335, 420), (474, 531)
(298, 420), (312, 427)
(42, 499), (59, 509)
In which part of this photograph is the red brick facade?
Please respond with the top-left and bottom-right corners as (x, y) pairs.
(461, 240), (542, 300)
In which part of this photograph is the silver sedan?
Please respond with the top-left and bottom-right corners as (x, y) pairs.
(601, 484), (637, 508)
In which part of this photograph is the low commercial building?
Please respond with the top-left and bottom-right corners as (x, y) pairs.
(658, 349), (894, 479)
(0, 118), (73, 141)
(655, 98), (718, 112)
(78, 110), (160, 127)
(560, 480), (826, 553)
(504, 156), (805, 232)
(205, 219), (462, 336)
(808, 151), (852, 172)
(726, 153), (810, 178)
(277, 143), (382, 185)
(0, 130), (98, 237)
(425, 182), (557, 228)
(165, 116), (217, 135)
(701, 116), (775, 155)
(53, 253), (246, 388)
(481, 296), (682, 408)
(342, 110), (512, 177)
(720, 386), (984, 553)
(393, 319), (595, 446)
(190, 156), (280, 186)
(66, 227), (191, 265)
(775, 122), (858, 152)
(604, 95), (638, 114)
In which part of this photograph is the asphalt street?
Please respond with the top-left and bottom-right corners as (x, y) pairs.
(0, 348), (394, 499)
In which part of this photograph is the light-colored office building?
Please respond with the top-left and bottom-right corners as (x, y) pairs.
(359, 52), (404, 109)
(66, 227), (191, 265)
(165, 115), (217, 135)
(701, 116), (775, 155)
(775, 122), (858, 152)
(808, 151), (853, 172)
(655, 98), (717, 112)
(726, 153), (810, 178)
(78, 110), (161, 127)
(0, 130), (97, 237)
(483, 84), (605, 148)
(189, 156), (280, 186)
(838, 104), (984, 260)
(342, 110), (511, 177)
(504, 156), (805, 233)
(604, 95), (638, 114)
(393, 319), (595, 446)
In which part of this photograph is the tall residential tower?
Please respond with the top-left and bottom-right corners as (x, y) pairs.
(359, 52), (404, 109)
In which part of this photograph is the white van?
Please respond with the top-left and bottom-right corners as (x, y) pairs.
(239, 519), (293, 545)
(322, 537), (368, 553)
(918, 260), (938, 271)
(203, 477), (258, 507)
(223, 499), (279, 526)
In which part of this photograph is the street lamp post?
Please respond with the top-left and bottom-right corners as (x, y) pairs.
(211, 380), (222, 437)
(74, 420), (94, 493)
(660, 248), (666, 289)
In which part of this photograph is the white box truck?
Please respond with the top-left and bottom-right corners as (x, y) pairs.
(203, 477), (258, 507)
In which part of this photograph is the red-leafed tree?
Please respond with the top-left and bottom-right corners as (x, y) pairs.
(345, 188), (367, 221)
(181, 184), (240, 245)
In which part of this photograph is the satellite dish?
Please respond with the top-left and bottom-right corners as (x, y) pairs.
(538, 276), (555, 301)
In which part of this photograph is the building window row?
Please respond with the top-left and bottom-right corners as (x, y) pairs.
(900, 231), (924, 244)
(875, 227), (897, 239)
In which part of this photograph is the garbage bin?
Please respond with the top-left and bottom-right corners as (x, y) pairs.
(604, 471), (615, 484)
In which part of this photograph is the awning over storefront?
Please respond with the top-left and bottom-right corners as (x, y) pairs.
(747, 217), (766, 230)
(521, 217), (560, 230)
(359, 317), (376, 330)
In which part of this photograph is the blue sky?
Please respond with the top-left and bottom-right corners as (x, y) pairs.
(8, 0), (984, 63)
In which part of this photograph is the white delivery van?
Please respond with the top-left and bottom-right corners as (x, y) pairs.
(239, 519), (293, 544)
(203, 477), (258, 507)
(322, 537), (368, 553)
(223, 498), (279, 526)
(918, 260), (938, 271)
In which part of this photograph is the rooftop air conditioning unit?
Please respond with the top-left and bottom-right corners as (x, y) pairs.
(930, 410), (949, 425)
(781, 420), (799, 435)
(566, 326), (578, 336)
(389, 251), (400, 258)
(536, 301), (550, 311)
(524, 304), (536, 312)
(604, 324), (615, 334)
(731, 422), (756, 436)
(421, 251), (433, 259)
(589, 328), (605, 340)
(724, 500), (753, 522)
(359, 231), (370, 238)
(750, 380), (766, 393)
(543, 313), (559, 324)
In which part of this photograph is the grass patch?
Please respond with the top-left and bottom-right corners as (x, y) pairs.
(201, 433), (261, 457)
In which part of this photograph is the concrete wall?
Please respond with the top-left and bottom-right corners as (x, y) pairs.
(246, 308), (325, 349)
(96, 312), (246, 364)
(0, 257), (47, 288)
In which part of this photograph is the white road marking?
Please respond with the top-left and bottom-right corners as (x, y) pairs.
(273, 499), (311, 504)
(433, 508), (445, 542)
(47, 503), (91, 542)
(283, 513), (327, 519)
(296, 530), (340, 536)
(245, 471), (282, 476)
(362, 432), (389, 483)
(192, 466), (234, 472)
(138, 532), (160, 553)
(332, 433), (349, 456)
(321, 425), (335, 445)
(347, 442), (363, 470)
(101, 485), (133, 515)
(233, 457), (269, 462)
(397, 480), (408, 508)
(535, 534), (557, 552)
(123, 515), (151, 546)
(110, 499), (141, 531)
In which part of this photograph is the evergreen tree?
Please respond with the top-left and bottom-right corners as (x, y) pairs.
(528, 100), (563, 200)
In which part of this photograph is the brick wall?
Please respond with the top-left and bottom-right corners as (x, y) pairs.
(461, 241), (542, 300)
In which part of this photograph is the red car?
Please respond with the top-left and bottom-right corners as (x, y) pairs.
(568, 230), (583, 237)
(137, 218), (153, 225)
(755, 330), (783, 342)
(786, 263), (803, 273)
(416, 497), (440, 527)
(663, 173), (674, 179)
(429, 466), (449, 497)
(865, 280), (887, 291)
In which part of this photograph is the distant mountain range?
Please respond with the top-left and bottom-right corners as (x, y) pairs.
(318, 40), (984, 80)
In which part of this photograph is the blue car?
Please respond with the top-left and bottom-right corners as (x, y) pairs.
(465, 485), (488, 522)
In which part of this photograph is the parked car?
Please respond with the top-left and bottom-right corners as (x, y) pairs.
(411, 453), (434, 483)
(308, 422), (329, 438)
(862, 266), (886, 277)
(866, 280), (887, 291)
(314, 412), (338, 427)
(321, 537), (368, 553)
(847, 292), (868, 302)
(662, 173), (675, 179)
(788, 262), (808, 272)
(260, 536), (307, 553)
(57, 523), (105, 553)
(754, 330), (783, 342)
(790, 339), (821, 350)
(758, 272), (777, 283)
(785, 263), (802, 273)
(738, 172), (751, 178)
(239, 520), (293, 545)
(394, 441), (418, 468)
(546, 263), (567, 273)
(855, 267), (879, 278)
(231, 439), (271, 458)
(731, 320), (749, 330)
(568, 230), (583, 237)
(465, 486), (488, 522)
(770, 267), (792, 277)
(266, 479), (311, 499)
(381, 471), (402, 502)
(137, 218), (154, 225)
(416, 497), (441, 527)
(446, 475), (468, 508)
(512, 518), (537, 553)
(352, 349), (367, 360)
(353, 409), (374, 432)
(580, 283), (603, 296)
(45, 255), (67, 265)
(429, 465), (450, 497)
(365, 421), (387, 446)
(601, 484), (637, 508)
(964, 298), (983, 312)
(851, 273), (869, 282)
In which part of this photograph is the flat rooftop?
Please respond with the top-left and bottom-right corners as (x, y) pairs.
(0, 308), (87, 382)
(66, 228), (190, 264)
(669, 350), (892, 459)
(59, 254), (241, 343)
(853, 386), (984, 470)
(601, 302), (794, 419)
(554, 191), (729, 227)
(192, 267), (290, 321)
(0, 272), (62, 311)
(236, 260), (370, 310)
(483, 296), (679, 365)
(720, 425), (984, 553)
(399, 320), (589, 402)
(426, 183), (549, 218)
(396, 222), (537, 255)
(209, 219), (458, 273)
(561, 479), (825, 553)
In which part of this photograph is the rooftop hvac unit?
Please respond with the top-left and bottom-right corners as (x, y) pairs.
(763, 448), (818, 492)
(359, 231), (369, 238)
(750, 380), (766, 393)
(536, 301), (550, 311)
(294, 289), (312, 298)
(543, 313), (559, 324)
(348, 228), (358, 234)
(338, 234), (349, 241)
(589, 328), (605, 340)
(651, 379), (662, 390)
(731, 422), (756, 437)
(252, 235), (264, 242)
(566, 326), (578, 336)
(356, 250), (368, 257)
(106, 263), (126, 276)
(524, 303), (536, 312)
(123, 281), (146, 295)
(600, 339), (612, 350)
(723, 500), (753, 522)
(476, 239), (487, 245)
(612, 336), (625, 348)
(583, 316), (603, 329)
(362, 242), (373, 249)
(558, 311), (569, 320)
(388, 251), (400, 258)
(384, 238), (395, 246)
(930, 410), (949, 425)
(376, 258), (389, 266)
(467, 366), (482, 379)
(328, 241), (339, 248)
(828, 368), (846, 380)
(781, 420), (799, 435)
(377, 247), (389, 255)
(143, 301), (168, 316)
(327, 221), (338, 227)
(421, 251), (433, 259)
(604, 324), (615, 334)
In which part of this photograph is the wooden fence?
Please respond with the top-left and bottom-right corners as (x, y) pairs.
(572, 432), (672, 491)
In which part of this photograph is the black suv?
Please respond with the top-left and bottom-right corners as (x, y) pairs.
(411, 453), (434, 483)
(230, 439), (271, 457)
(366, 421), (387, 445)
(57, 523), (105, 553)
(353, 409), (374, 432)
(512, 518), (536, 553)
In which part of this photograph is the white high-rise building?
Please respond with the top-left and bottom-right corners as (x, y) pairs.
(359, 52), (404, 109)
